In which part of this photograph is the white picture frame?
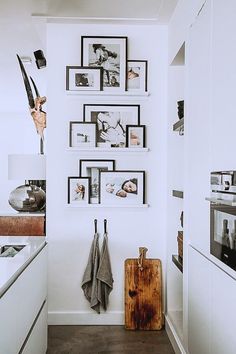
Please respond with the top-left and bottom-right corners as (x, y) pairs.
(66, 66), (103, 91)
(69, 122), (96, 148)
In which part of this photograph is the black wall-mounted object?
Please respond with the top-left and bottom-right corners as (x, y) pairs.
(34, 50), (46, 69)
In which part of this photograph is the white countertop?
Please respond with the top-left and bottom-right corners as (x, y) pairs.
(0, 236), (47, 297)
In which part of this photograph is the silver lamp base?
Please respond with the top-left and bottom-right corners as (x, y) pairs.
(8, 184), (46, 212)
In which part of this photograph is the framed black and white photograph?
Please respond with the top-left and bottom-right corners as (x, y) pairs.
(126, 125), (146, 148)
(79, 159), (115, 204)
(83, 104), (140, 148)
(66, 66), (103, 91)
(99, 170), (145, 205)
(81, 36), (128, 92)
(68, 177), (90, 205)
(69, 122), (96, 148)
(127, 60), (148, 93)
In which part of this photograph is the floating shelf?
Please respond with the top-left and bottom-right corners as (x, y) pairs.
(66, 204), (149, 208)
(172, 255), (183, 273)
(66, 90), (150, 97)
(173, 118), (184, 132)
(172, 190), (184, 199)
(66, 147), (149, 153)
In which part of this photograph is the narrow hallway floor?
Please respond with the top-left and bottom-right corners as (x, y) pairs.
(47, 325), (175, 354)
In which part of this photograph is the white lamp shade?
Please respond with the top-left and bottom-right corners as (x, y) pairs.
(8, 154), (46, 180)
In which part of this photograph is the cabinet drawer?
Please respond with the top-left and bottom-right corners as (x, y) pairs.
(21, 301), (47, 354)
(0, 246), (47, 354)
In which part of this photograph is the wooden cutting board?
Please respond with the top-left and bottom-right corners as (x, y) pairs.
(124, 250), (163, 330)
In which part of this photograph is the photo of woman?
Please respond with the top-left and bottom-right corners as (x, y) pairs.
(68, 177), (90, 205)
(99, 171), (145, 205)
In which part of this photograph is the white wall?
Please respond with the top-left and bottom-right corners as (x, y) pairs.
(46, 22), (168, 324)
(0, 5), (47, 213)
(168, 0), (205, 63)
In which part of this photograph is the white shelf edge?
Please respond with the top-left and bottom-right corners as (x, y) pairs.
(66, 204), (149, 208)
(65, 90), (150, 97)
(66, 147), (149, 152)
(205, 197), (236, 206)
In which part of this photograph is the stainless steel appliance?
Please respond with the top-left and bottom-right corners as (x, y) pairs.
(207, 171), (236, 271)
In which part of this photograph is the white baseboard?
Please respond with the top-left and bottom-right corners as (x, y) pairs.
(165, 315), (187, 354)
(48, 310), (124, 325)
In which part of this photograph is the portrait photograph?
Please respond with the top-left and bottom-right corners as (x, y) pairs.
(79, 159), (115, 204)
(99, 170), (145, 205)
(69, 122), (96, 148)
(127, 60), (148, 93)
(126, 125), (146, 148)
(83, 104), (140, 148)
(66, 66), (103, 91)
(81, 36), (128, 92)
(68, 177), (90, 205)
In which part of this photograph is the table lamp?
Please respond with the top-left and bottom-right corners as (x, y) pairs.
(8, 154), (46, 212)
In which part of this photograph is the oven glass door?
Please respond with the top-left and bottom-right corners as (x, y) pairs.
(211, 204), (236, 271)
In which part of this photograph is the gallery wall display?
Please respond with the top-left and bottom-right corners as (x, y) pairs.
(83, 104), (140, 148)
(66, 66), (103, 91)
(68, 177), (91, 205)
(127, 60), (148, 93)
(81, 36), (128, 92)
(66, 35), (149, 206)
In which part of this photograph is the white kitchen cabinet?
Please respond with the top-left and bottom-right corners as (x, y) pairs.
(210, 265), (236, 354)
(188, 246), (236, 354)
(210, 0), (236, 170)
(21, 301), (47, 354)
(188, 246), (211, 354)
(0, 241), (47, 354)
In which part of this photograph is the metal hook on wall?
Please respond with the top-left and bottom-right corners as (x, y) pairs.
(94, 219), (98, 233)
(104, 219), (107, 234)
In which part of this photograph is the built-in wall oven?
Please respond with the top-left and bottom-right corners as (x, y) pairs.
(207, 171), (236, 271)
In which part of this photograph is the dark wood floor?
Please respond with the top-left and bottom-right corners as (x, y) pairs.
(47, 325), (175, 354)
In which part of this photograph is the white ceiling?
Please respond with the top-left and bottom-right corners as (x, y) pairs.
(45, 0), (178, 22)
(0, 0), (178, 23)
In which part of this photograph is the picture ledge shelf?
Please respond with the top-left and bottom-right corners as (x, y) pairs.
(66, 147), (149, 152)
(66, 204), (149, 208)
(65, 91), (150, 97)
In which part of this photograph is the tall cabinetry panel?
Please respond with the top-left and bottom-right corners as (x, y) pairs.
(187, 0), (236, 353)
(166, 49), (185, 352)
(210, 0), (236, 170)
(185, 0), (212, 254)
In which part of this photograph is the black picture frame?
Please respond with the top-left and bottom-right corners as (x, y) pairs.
(99, 170), (145, 205)
(66, 66), (103, 91)
(127, 60), (148, 92)
(79, 159), (116, 204)
(126, 125), (146, 148)
(68, 176), (91, 204)
(83, 103), (140, 148)
(81, 36), (128, 92)
(69, 121), (96, 148)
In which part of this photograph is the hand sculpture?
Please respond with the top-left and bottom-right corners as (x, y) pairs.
(16, 54), (46, 142)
